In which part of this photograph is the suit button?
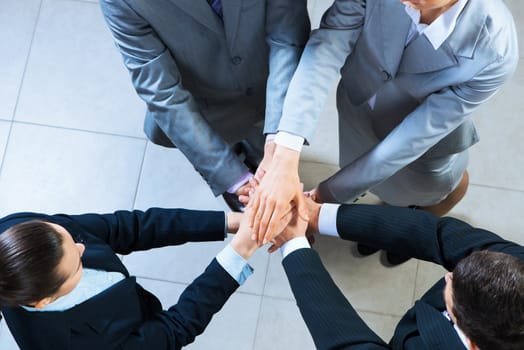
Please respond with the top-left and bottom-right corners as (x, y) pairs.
(245, 87), (253, 96)
(232, 56), (242, 65)
(382, 70), (392, 81)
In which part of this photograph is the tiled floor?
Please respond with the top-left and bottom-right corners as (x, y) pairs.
(0, 0), (523, 349)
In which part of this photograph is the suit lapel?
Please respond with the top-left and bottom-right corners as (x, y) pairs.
(222, 0), (243, 51)
(399, 0), (484, 73)
(399, 35), (457, 73)
(446, 0), (485, 58)
(171, 0), (224, 35)
(414, 301), (467, 349)
(377, 0), (411, 76)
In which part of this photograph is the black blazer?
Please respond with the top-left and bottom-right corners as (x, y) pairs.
(283, 205), (524, 349)
(0, 208), (238, 350)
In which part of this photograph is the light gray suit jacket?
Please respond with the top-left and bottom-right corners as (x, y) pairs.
(100, 0), (310, 195)
(279, 0), (518, 203)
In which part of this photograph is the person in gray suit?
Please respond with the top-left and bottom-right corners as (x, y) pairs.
(248, 0), (519, 245)
(99, 0), (310, 209)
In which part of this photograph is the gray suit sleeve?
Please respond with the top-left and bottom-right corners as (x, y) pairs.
(99, 0), (245, 195)
(319, 49), (519, 203)
(263, 0), (310, 135)
(278, 0), (366, 142)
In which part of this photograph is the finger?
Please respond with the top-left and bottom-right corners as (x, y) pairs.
(254, 168), (266, 182)
(237, 185), (251, 196)
(253, 194), (271, 243)
(267, 244), (279, 253)
(248, 193), (261, 239)
(258, 198), (276, 244)
(262, 201), (286, 244)
(249, 176), (259, 188)
(238, 195), (249, 205)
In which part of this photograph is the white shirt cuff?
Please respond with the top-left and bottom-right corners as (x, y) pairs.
(265, 134), (276, 142)
(274, 131), (304, 152)
(318, 203), (341, 237)
(216, 244), (254, 285)
(280, 236), (310, 259)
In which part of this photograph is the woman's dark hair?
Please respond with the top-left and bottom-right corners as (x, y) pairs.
(0, 220), (67, 307)
(452, 250), (524, 350)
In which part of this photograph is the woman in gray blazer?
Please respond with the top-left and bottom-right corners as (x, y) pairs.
(249, 0), (519, 250)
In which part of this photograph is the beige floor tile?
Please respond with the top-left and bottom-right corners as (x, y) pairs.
(468, 62), (524, 191)
(0, 123), (145, 216)
(15, 0), (145, 137)
(254, 297), (316, 350)
(413, 260), (447, 301)
(506, 0), (524, 57)
(356, 310), (403, 344)
(449, 185), (524, 245)
(134, 143), (228, 211)
(313, 235), (418, 317)
(0, 0), (40, 120)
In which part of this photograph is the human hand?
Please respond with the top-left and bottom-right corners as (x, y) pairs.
(226, 212), (243, 233)
(255, 140), (276, 180)
(238, 141), (276, 205)
(231, 206), (294, 259)
(303, 194), (322, 236)
(236, 181), (253, 205)
(230, 208), (262, 259)
(267, 209), (308, 253)
(248, 145), (308, 245)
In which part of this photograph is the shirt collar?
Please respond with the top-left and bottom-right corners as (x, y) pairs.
(403, 0), (469, 50)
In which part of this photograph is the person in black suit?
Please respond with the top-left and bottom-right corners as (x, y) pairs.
(270, 198), (524, 350)
(0, 207), (287, 349)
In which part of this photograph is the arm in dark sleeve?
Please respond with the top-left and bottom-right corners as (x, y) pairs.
(336, 204), (524, 271)
(67, 208), (226, 255)
(118, 259), (239, 349)
(283, 248), (389, 350)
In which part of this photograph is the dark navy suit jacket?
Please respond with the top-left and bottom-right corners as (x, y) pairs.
(283, 205), (524, 349)
(1, 208), (237, 350)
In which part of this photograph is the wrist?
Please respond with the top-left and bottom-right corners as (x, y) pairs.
(230, 229), (258, 260)
(226, 212), (242, 233)
(273, 145), (300, 167)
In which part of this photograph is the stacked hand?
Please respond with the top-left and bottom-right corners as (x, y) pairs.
(247, 144), (308, 245)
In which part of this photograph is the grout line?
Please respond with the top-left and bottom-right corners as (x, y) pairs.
(61, 0), (99, 4)
(251, 254), (274, 349)
(10, 120), (147, 141)
(134, 275), (274, 300)
(469, 182), (524, 194)
(0, 0), (44, 176)
(411, 260), (421, 305)
(131, 141), (149, 209)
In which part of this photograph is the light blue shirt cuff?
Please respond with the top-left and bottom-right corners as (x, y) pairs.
(280, 237), (311, 259)
(318, 203), (341, 237)
(275, 131), (304, 152)
(216, 244), (254, 285)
